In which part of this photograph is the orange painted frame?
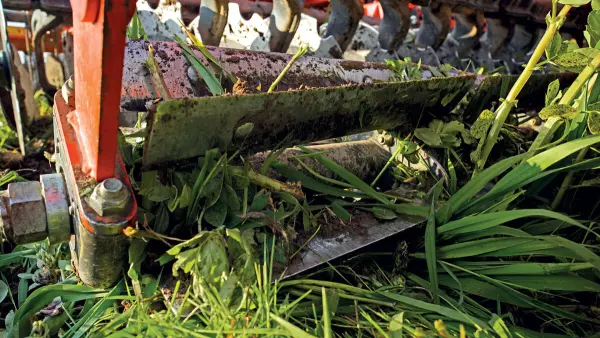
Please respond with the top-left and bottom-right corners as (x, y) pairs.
(70, 0), (136, 181)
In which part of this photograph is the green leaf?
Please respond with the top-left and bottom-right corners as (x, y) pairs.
(493, 274), (600, 292)
(438, 209), (588, 236)
(271, 314), (318, 338)
(554, 48), (598, 72)
(368, 207), (397, 220)
(589, 111), (600, 134)
(587, 11), (600, 47)
(379, 291), (490, 329)
(321, 287), (336, 338)
(545, 33), (562, 60)
(415, 128), (443, 147)
(201, 173), (224, 208)
(126, 10), (147, 40)
(250, 190), (270, 211)
(63, 282), (125, 338)
(204, 199), (228, 227)
(0, 280), (8, 304)
(539, 104), (579, 120)
(558, 0), (591, 6)
(593, 0), (600, 9)
(467, 135), (600, 212)
(174, 35), (224, 96)
(222, 184), (241, 212)
(139, 185), (176, 202)
(425, 201), (439, 305)
(10, 284), (108, 337)
(298, 146), (391, 204)
(436, 154), (525, 224)
(272, 162), (366, 199)
(330, 201), (351, 222)
(545, 79), (560, 106)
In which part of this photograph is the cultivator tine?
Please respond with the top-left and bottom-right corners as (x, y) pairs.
(324, 0), (363, 53)
(450, 9), (485, 58)
(484, 17), (510, 57)
(269, 0), (302, 52)
(378, 0), (410, 53)
(415, 3), (452, 50)
(198, 0), (229, 46)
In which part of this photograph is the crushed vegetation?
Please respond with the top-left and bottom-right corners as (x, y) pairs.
(2, 0), (600, 337)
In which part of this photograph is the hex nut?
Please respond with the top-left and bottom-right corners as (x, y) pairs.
(87, 178), (131, 217)
(40, 174), (71, 244)
(6, 182), (48, 244)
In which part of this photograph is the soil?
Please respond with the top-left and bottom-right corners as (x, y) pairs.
(292, 209), (373, 250)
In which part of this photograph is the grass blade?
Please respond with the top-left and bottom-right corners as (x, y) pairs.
(436, 154), (525, 224)
(271, 313), (318, 338)
(174, 35), (223, 96)
(297, 146), (390, 204)
(425, 199), (439, 304)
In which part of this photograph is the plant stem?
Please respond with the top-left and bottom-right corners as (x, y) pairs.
(476, 5), (571, 172)
(551, 147), (589, 210)
(550, 51), (600, 209)
(146, 45), (171, 99)
(229, 166), (305, 200)
(268, 46), (309, 93)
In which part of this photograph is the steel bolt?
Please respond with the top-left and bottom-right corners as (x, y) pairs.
(87, 178), (131, 217)
(2, 182), (48, 244)
(61, 75), (75, 106)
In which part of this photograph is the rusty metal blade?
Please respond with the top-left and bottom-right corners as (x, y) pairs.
(143, 75), (475, 166)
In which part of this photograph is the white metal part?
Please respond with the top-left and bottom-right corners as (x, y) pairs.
(137, 0), (187, 41)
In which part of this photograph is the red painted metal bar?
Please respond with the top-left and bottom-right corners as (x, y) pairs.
(69, 0), (135, 181)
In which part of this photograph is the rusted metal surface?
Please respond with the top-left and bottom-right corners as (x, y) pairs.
(71, 0), (135, 180)
(144, 75), (475, 166)
(40, 173), (71, 244)
(87, 178), (132, 218)
(48, 0), (138, 288)
(120, 40), (398, 112)
(285, 212), (426, 277)
(31, 9), (62, 91)
(54, 87), (137, 287)
(4, 182), (48, 245)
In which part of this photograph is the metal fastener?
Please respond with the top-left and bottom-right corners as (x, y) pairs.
(40, 174), (71, 244)
(87, 178), (131, 217)
(4, 182), (48, 244)
(61, 75), (75, 106)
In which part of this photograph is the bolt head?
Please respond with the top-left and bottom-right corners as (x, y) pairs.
(5, 182), (48, 244)
(87, 179), (131, 217)
(61, 75), (75, 106)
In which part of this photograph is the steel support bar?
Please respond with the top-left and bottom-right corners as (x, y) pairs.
(70, 0), (135, 181)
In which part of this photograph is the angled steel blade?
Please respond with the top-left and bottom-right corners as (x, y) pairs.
(143, 75), (476, 166)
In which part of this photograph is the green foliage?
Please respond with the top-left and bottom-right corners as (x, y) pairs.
(174, 35), (224, 96)
(126, 10), (147, 40)
(414, 120), (472, 149)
